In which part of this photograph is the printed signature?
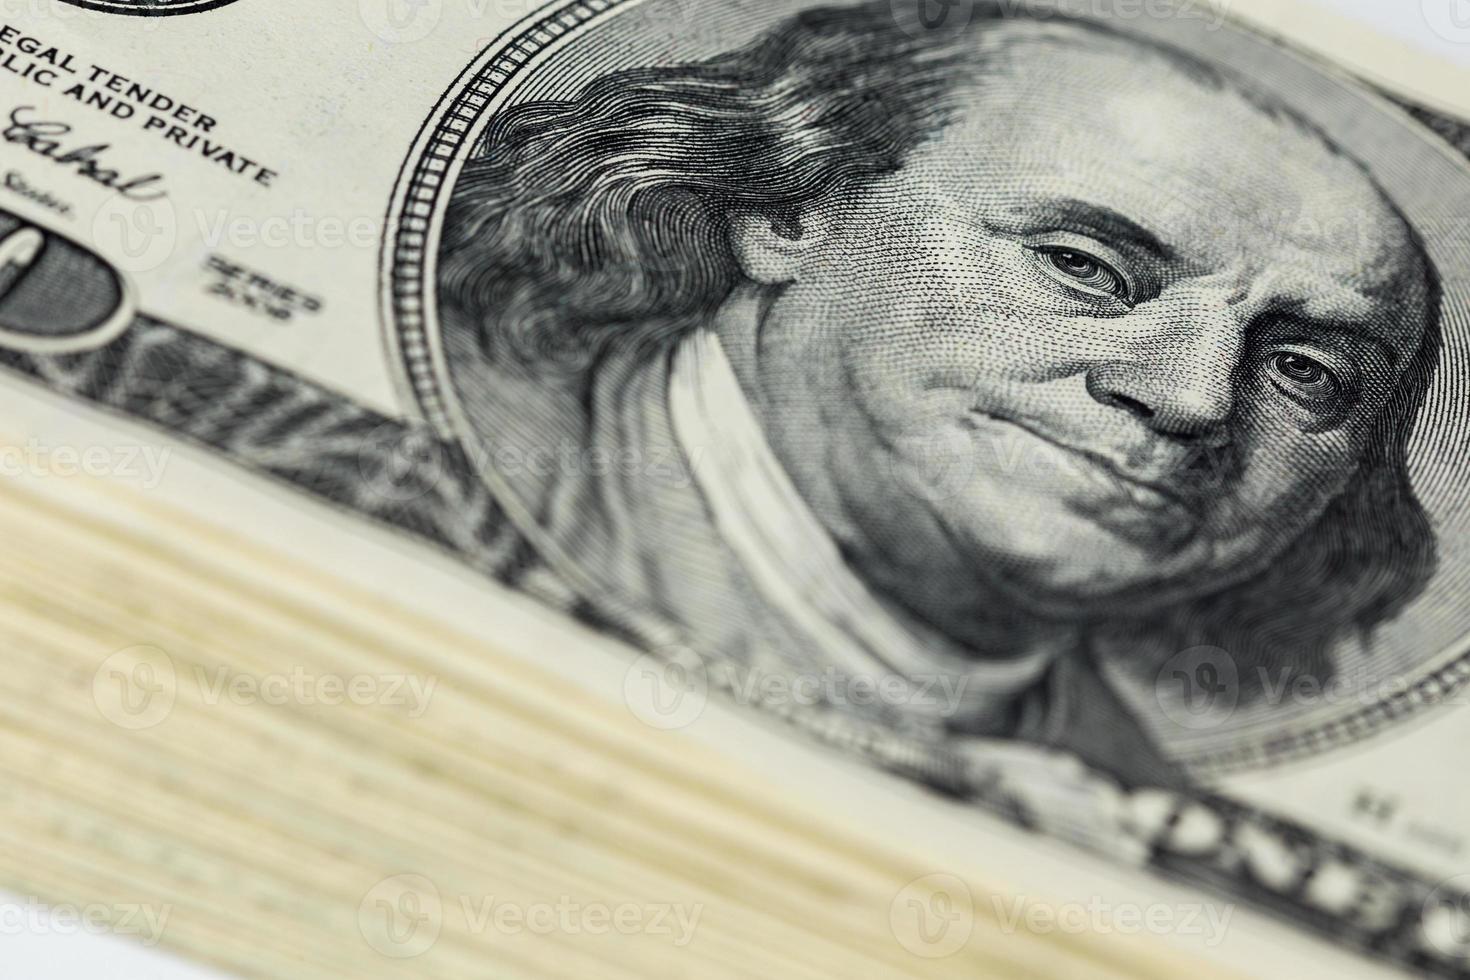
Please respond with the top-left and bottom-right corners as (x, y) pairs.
(3, 106), (166, 202)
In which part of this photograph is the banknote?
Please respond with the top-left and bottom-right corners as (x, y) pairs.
(2, 0), (1470, 973)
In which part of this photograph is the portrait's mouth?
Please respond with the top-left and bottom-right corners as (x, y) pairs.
(968, 411), (1203, 546)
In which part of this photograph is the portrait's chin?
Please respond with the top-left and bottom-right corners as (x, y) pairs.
(894, 441), (1225, 619)
(942, 490), (1199, 616)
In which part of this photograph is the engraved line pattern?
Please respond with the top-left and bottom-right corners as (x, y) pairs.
(383, 0), (1470, 779)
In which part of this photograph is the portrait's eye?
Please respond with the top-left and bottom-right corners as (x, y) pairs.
(1264, 349), (1346, 405)
(1032, 246), (1132, 303)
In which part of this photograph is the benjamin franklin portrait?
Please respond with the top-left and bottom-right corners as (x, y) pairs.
(0, 0), (1459, 866)
(432, 0), (1442, 795)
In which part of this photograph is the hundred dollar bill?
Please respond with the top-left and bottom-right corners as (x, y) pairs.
(2, 0), (1470, 973)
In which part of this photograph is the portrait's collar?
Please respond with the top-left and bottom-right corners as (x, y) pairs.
(667, 327), (1057, 726)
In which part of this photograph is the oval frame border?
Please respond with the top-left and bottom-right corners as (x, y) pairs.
(380, 0), (1470, 779)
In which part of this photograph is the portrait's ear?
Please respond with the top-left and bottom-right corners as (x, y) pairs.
(728, 210), (831, 286)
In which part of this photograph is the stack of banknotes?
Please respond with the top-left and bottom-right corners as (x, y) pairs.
(2, 0), (1469, 976)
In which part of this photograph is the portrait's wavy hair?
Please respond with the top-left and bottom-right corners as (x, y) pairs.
(439, 0), (1442, 697)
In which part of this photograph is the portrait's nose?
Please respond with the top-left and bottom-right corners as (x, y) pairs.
(1084, 296), (1244, 445)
